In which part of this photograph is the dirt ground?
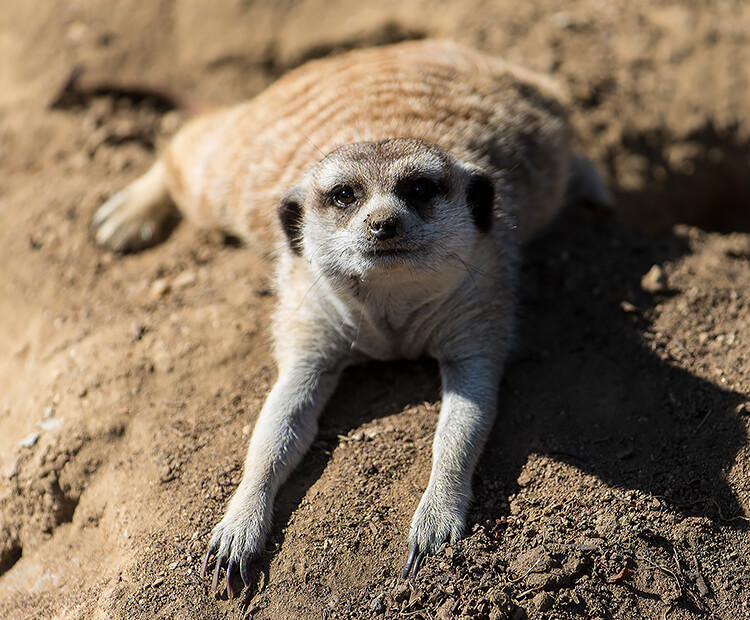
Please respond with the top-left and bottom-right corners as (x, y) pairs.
(1, 1), (749, 618)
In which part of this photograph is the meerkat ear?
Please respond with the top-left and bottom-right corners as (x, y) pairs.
(278, 185), (306, 255)
(466, 171), (495, 232)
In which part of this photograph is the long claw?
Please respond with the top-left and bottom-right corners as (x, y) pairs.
(410, 551), (424, 578)
(226, 561), (235, 599)
(212, 556), (223, 593)
(201, 544), (215, 579)
(402, 543), (419, 580)
(240, 556), (251, 586)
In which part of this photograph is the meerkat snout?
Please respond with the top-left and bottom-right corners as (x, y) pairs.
(367, 212), (400, 241)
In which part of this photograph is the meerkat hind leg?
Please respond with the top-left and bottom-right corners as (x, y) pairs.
(92, 160), (177, 252)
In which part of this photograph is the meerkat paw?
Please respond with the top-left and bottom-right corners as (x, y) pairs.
(201, 500), (270, 598)
(402, 489), (467, 579)
(92, 161), (175, 252)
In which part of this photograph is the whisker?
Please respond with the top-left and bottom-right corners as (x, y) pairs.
(351, 289), (372, 351)
(295, 272), (326, 312)
(297, 129), (325, 158)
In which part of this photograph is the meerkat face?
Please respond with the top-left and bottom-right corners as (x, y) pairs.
(278, 138), (495, 285)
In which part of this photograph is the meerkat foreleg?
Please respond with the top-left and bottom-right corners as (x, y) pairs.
(402, 354), (502, 578)
(202, 357), (342, 596)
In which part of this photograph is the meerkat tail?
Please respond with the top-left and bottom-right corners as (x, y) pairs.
(92, 160), (177, 252)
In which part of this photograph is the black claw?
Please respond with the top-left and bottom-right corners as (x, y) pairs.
(226, 561), (236, 599)
(201, 545), (214, 579)
(402, 543), (419, 580)
(212, 556), (223, 592)
(410, 551), (424, 578)
(240, 556), (251, 586)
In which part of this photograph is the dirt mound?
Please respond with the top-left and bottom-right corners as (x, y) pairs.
(1, 1), (748, 618)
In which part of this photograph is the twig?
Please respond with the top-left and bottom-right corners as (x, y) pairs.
(515, 585), (543, 599)
(692, 554), (710, 597)
(636, 554), (682, 599)
(695, 410), (712, 431)
(508, 556), (545, 584)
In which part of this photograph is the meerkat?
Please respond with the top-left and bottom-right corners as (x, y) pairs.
(92, 39), (607, 596)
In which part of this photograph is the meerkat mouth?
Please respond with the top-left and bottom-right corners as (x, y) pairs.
(361, 247), (420, 264)
(364, 247), (412, 257)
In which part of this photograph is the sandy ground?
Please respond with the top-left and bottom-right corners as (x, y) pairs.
(1, 1), (749, 618)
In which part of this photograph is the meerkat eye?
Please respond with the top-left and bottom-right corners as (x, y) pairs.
(331, 185), (356, 207)
(402, 177), (440, 203)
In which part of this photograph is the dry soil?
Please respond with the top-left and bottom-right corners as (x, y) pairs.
(1, 1), (749, 619)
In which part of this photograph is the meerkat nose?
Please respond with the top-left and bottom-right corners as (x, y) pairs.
(368, 215), (400, 241)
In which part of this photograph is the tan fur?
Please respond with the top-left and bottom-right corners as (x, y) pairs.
(162, 40), (570, 249)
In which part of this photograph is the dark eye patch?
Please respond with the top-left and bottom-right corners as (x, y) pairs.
(396, 176), (443, 212)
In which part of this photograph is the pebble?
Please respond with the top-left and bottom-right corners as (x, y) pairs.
(131, 323), (147, 341)
(436, 598), (457, 620)
(641, 264), (667, 293)
(150, 279), (170, 298)
(533, 591), (553, 612)
(173, 270), (197, 289)
(4, 456), (21, 479)
(19, 432), (40, 448)
(36, 418), (63, 431)
(151, 576), (164, 587)
(370, 594), (385, 614)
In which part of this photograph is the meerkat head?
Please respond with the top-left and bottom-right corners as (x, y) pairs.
(278, 138), (495, 284)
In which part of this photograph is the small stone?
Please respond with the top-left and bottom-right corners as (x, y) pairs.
(131, 323), (146, 341)
(173, 270), (196, 289)
(257, 570), (266, 592)
(370, 594), (385, 614)
(620, 300), (640, 314)
(150, 279), (170, 297)
(168, 561), (179, 571)
(533, 591), (553, 612)
(151, 576), (164, 587)
(4, 456), (21, 479)
(66, 21), (89, 44)
(436, 598), (456, 620)
(19, 432), (40, 448)
(517, 469), (533, 487)
(641, 264), (667, 293)
(44, 406), (55, 418)
(36, 418), (63, 431)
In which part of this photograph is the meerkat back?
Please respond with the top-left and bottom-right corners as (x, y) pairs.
(93, 40), (572, 254)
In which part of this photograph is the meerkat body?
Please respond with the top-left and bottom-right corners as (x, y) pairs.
(93, 40), (600, 595)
